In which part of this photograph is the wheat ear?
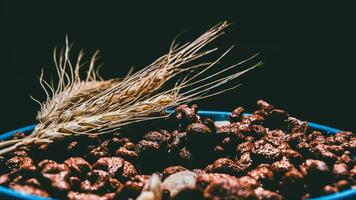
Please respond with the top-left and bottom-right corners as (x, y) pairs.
(0, 21), (261, 155)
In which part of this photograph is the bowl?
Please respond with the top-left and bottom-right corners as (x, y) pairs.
(0, 111), (355, 200)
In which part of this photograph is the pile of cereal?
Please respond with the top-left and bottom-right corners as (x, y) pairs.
(0, 100), (355, 200)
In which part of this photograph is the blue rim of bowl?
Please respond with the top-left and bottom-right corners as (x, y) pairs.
(0, 110), (355, 200)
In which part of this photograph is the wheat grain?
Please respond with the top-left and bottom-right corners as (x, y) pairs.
(136, 174), (162, 200)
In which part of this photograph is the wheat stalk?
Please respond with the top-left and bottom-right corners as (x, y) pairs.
(0, 21), (261, 155)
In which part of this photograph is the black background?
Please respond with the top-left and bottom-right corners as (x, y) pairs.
(0, 1), (355, 133)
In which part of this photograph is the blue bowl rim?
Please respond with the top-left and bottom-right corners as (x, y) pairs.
(0, 110), (354, 200)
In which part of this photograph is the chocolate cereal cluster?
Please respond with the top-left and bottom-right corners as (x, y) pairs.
(0, 100), (355, 199)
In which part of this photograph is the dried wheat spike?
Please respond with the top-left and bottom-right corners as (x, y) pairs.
(0, 21), (261, 155)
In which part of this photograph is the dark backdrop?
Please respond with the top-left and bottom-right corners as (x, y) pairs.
(0, 1), (355, 132)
